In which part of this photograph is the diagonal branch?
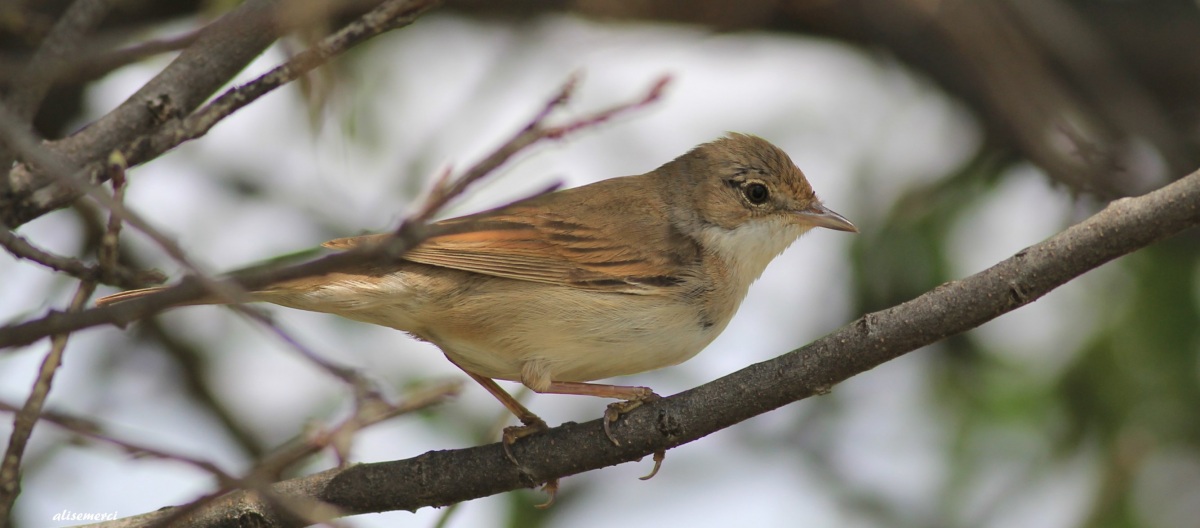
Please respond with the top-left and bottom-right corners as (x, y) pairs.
(85, 166), (1200, 526)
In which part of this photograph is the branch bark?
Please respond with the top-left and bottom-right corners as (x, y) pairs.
(84, 168), (1200, 527)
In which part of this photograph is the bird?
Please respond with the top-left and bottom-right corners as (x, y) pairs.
(96, 133), (856, 503)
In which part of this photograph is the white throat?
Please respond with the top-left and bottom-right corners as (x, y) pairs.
(696, 218), (812, 295)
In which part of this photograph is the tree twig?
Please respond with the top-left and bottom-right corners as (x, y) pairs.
(130, 380), (463, 528)
(0, 227), (163, 288)
(0, 381), (460, 528)
(0, 282), (95, 521)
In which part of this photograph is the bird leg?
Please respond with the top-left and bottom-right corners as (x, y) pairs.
(533, 381), (665, 480)
(460, 371), (548, 456)
(533, 381), (660, 443)
(452, 360), (665, 502)
(450, 364), (559, 507)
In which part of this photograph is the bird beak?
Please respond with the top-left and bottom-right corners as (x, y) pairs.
(796, 203), (858, 233)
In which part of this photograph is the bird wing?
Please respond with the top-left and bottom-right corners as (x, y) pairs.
(323, 198), (699, 295)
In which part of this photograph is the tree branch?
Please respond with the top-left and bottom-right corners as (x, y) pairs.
(83, 167), (1200, 526)
(0, 227), (163, 288)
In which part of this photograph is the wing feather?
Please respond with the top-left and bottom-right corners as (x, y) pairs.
(322, 183), (702, 294)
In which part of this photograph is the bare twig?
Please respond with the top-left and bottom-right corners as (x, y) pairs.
(409, 73), (668, 221)
(0, 0), (409, 91)
(0, 401), (234, 484)
(0, 149), (142, 519)
(0, 151), (162, 289)
(161, 0), (443, 152)
(0, 75), (673, 350)
(0, 396), (238, 483)
(263, 381), (463, 478)
(0, 228), (163, 288)
(117, 381), (462, 528)
(0, 99), (256, 309)
(0, 145), (141, 520)
(0, 282), (96, 521)
(73, 199), (272, 459)
(0, 381), (458, 528)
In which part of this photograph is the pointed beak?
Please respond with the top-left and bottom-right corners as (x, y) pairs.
(796, 203), (858, 233)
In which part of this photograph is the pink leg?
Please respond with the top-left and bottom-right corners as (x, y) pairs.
(536, 381), (657, 401)
(445, 359), (558, 506)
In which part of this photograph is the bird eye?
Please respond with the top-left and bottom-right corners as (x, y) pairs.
(743, 182), (770, 205)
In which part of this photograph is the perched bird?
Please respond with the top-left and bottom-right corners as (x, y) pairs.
(97, 133), (856, 502)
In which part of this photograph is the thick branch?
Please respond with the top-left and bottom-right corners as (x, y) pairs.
(88, 168), (1200, 527)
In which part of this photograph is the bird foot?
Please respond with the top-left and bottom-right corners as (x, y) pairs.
(601, 392), (666, 480)
(640, 449), (665, 480)
(501, 415), (549, 466)
(602, 391), (661, 445)
(499, 416), (559, 508)
(534, 479), (559, 509)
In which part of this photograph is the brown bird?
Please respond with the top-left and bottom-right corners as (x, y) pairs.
(98, 133), (856, 502)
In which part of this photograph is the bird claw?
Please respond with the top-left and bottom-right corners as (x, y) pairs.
(639, 450), (665, 480)
(599, 393), (666, 481)
(501, 415), (549, 466)
(602, 392), (661, 445)
(500, 416), (560, 507)
(533, 479), (559, 509)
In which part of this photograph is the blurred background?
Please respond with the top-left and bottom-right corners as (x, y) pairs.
(2, 1), (1199, 527)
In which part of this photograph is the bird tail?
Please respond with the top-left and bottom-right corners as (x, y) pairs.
(95, 246), (336, 309)
(94, 287), (221, 308)
(95, 287), (158, 306)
